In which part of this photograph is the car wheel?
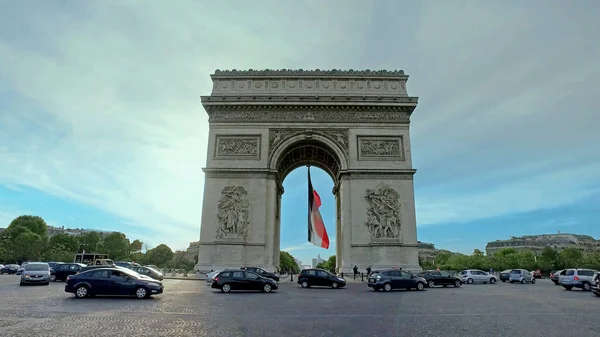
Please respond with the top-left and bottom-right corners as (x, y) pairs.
(454, 280), (461, 288)
(467, 278), (473, 284)
(301, 281), (309, 288)
(501, 280), (506, 282)
(75, 286), (88, 298)
(427, 280), (435, 288)
(582, 282), (591, 291)
(416, 282), (425, 291)
(49, 275), (56, 282)
(531, 278), (536, 284)
(521, 279), (525, 284)
(383, 283), (392, 292)
(490, 278), (496, 284)
(331, 282), (339, 289)
(563, 286), (573, 291)
(135, 287), (148, 299)
(221, 283), (231, 293)
(262, 283), (272, 293)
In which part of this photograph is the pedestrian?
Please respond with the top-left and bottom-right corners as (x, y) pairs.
(353, 265), (358, 275)
(366, 266), (372, 276)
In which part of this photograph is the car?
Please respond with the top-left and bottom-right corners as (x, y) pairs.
(0, 264), (19, 274)
(591, 272), (600, 297)
(65, 267), (163, 299)
(211, 269), (278, 293)
(114, 261), (141, 268)
(16, 262), (29, 275)
(457, 269), (497, 284)
(129, 266), (164, 281)
(560, 268), (599, 291)
(418, 270), (462, 288)
(205, 269), (227, 286)
(549, 270), (563, 285)
(499, 269), (512, 282)
(367, 269), (427, 292)
(78, 264), (118, 274)
(532, 270), (542, 279)
(297, 268), (346, 289)
(509, 269), (536, 284)
(240, 267), (280, 281)
(20, 262), (51, 286)
(51, 263), (87, 282)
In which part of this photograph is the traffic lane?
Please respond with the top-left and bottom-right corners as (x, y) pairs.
(0, 278), (598, 336)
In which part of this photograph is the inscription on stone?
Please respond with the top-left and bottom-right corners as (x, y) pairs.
(216, 185), (250, 240)
(215, 135), (260, 159)
(358, 136), (404, 160)
(364, 184), (402, 239)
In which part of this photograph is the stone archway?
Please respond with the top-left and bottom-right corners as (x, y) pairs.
(195, 69), (422, 273)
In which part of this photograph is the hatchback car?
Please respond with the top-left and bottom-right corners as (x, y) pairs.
(51, 263), (87, 282)
(367, 269), (427, 292)
(0, 264), (19, 274)
(297, 268), (346, 289)
(458, 269), (497, 284)
(20, 262), (51, 286)
(418, 270), (462, 288)
(499, 269), (512, 282)
(560, 268), (598, 291)
(130, 266), (164, 281)
(509, 269), (535, 284)
(211, 270), (278, 293)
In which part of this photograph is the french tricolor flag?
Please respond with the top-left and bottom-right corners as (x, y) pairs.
(308, 167), (330, 249)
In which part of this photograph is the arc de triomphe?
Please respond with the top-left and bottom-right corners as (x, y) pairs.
(195, 69), (421, 273)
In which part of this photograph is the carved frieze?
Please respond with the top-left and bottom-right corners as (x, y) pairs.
(364, 184), (402, 239)
(357, 136), (404, 160)
(208, 108), (410, 124)
(216, 185), (250, 240)
(214, 135), (260, 159)
(213, 69), (406, 76)
(269, 129), (349, 154)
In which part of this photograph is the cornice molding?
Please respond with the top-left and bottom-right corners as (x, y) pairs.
(201, 95), (418, 105)
(212, 69), (408, 78)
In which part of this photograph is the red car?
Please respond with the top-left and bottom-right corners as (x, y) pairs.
(532, 270), (542, 279)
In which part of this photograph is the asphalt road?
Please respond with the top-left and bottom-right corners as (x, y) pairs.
(0, 275), (598, 337)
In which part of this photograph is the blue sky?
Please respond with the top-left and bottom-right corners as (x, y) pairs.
(1, 1), (599, 264)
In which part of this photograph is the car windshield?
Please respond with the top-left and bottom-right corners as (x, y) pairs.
(510, 270), (522, 274)
(25, 264), (49, 271)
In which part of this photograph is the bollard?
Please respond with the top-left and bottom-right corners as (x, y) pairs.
(172, 271), (176, 277)
(361, 273), (364, 282)
(290, 274), (293, 282)
(184, 271), (188, 277)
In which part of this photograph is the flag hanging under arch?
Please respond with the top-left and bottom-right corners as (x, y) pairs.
(307, 167), (330, 249)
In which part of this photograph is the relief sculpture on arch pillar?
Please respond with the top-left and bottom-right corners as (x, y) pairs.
(216, 185), (250, 241)
(364, 184), (402, 239)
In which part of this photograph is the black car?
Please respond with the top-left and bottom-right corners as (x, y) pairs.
(240, 267), (280, 281)
(499, 270), (512, 282)
(51, 263), (86, 282)
(0, 264), (19, 274)
(297, 268), (346, 289)
(591, 272), (600, 297)
(130, 266), (164, 281)
(65, 267), (163, 299)
(419, 270), (462, 288)
(211, 270), (278, 293)
(367, 269), (427, 292)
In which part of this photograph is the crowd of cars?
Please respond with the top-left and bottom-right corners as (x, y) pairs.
(1, 260), (165, 299)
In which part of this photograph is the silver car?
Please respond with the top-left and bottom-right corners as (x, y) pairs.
(20, 262), (51, 286)
(509, 269), (535, 284)
(560, 268), (598, 291)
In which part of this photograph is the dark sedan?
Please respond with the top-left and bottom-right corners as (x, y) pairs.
(499, 269), (512, 282)
(65, 267), (163, 299)
(368, 269), (427, 292)
(240, 267), (280, 281)
(211, 270), (278, 293)
(419, 270), (462, 288)
(51, 263), (86, 282)
(130, 266), (164, 281)
(0, 264), (19, 274)
(297, 268), (346, 289)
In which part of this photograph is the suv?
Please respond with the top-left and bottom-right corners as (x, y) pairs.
(297, 268), (346, 289)
(560, 268), (598, 291)
(509, 269), (535, 284)
(367, 269), (427, 292)
(458, 269), (497, 284)
(240, 267), (280, 281)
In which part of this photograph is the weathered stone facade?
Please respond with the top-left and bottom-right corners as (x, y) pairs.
(195, 69), (421, 273)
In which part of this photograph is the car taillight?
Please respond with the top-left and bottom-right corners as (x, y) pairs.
(550, 273), (554, 277)
(213, 277), (219, 282)
(574, 276), (579, 281)
(66, 276), (71, 281)
(298, 274), (301, 278)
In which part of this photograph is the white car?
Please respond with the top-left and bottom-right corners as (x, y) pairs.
(458, 269), (497, 284)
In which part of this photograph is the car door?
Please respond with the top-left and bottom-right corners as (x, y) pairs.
(57, 264), (71, 280)
(88, 270), (111, 294)
(429, 271), (441, 285)
(108, 270), (134, 295)
(231, 271), (249, 290)
(439, 271), (453, 285)
(316, 270), (331, 286)
(475, 271), (487, 282)
(244, 271), (264, 290)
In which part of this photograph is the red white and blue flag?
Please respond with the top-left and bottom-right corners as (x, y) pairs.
(308, 167), (329, 249)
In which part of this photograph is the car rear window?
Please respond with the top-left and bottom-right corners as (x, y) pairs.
(220, 272), (231, 277)
(510, 270), (521, 274)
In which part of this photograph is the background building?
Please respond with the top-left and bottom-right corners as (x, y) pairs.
(486, 233), (600, 256)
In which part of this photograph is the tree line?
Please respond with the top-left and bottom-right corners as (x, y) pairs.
(0, 215), (197, 270)
(420, 247), (600, 273)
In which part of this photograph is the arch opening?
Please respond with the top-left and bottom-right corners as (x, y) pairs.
(275, 139), (341, 185)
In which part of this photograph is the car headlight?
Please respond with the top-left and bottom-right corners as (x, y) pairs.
(24, 274), (30, 278)
(147, 282), (161, 287)
(338, 278), (345, 282)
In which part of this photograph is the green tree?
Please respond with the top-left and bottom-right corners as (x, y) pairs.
(557, 248), (583, 269)
(101, 232), (131, 260)
(78, 232), (102, 252)
(14, 232), (44, 261)
(48, 233), (79, 252)
(146, 244), (174, 267)
(539, 246), (558, 271)
(7, 215), (48, 238)
(130, 240), (143, 254)
(279, 251), (300, 274)
(44, 244), (74, 262)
